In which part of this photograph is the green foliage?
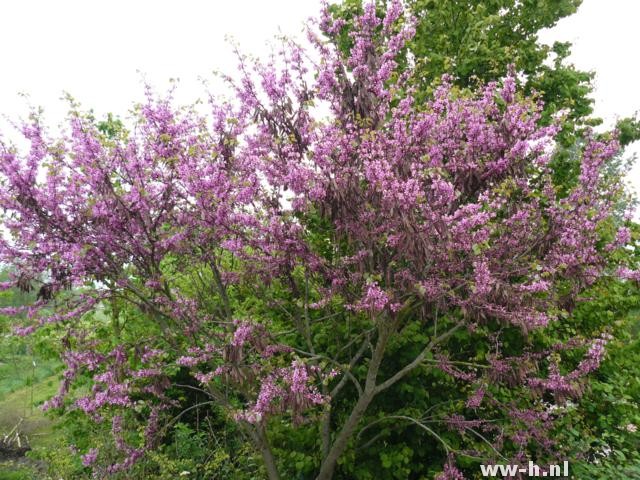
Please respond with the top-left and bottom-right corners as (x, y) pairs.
(617, 114), (640, 147)
(136, 423), (261, 480)
(96, 113), (125, 140)
(554, 229), (640, 478)
(0, 467), (37, 480)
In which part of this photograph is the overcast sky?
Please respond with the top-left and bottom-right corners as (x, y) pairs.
(538, 0), (640, 195)
(1, 0), (638, 191)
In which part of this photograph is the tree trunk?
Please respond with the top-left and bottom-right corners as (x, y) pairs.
(315, 326), (391, 480)
(260, 441), (281, 480)
(247, 423), (280, 480)
(315, 390), (375, 480)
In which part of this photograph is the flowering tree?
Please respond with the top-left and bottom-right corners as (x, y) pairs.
(0, 2), (632, 478)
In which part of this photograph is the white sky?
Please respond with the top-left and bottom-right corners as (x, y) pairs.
(0, 0), (638, 191)
(538, 0), (640, 196)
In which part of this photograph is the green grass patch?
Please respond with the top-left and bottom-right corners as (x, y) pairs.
(0, 466), (36, 480)
(0, 356), (60, 401)
(0, 373), (63, 479)
(0, 374), (60, 449)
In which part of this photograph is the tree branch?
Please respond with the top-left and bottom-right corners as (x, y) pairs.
(374, 321), (464, 394)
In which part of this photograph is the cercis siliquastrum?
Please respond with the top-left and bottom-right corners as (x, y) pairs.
(0, 1), (632, 478)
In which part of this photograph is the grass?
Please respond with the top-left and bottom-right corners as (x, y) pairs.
(0, 351), (60, 400)
(0, 467), (36, 480)
(0, 369), (62, 479)
(0, 373), (60, 448)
